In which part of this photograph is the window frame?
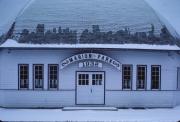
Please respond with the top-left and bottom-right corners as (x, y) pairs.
(18, 64), (29, 90)
(78, 73), (89, 86)
(151, 65), (161, 90)
(48, 64), (59, 90)
(136, 65), (147, 90)
(122, 64), (133, 90)
(92, 74), (103, 85)
(177, 67), (180, 90)
(33, 64), (44, 90)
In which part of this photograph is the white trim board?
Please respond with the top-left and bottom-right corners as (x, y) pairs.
(1, 39), (180, 51)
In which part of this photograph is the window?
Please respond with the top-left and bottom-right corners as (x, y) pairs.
(78, 74), (89, 85)
(151, 65), (161, 90)
(48, 65), (58, 89)
(137, 65), (147, 90)
(33, 64), (44, 89)
(122, 65), (132, 90)
(19, 64), (29, 89)
(92, 74), (103, 85)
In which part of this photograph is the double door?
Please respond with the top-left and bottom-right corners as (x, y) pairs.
(76, 72), (105, 105)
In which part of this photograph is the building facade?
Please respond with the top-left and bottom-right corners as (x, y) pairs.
(0, 0), (180, 108)
(0, 41), (180, 108)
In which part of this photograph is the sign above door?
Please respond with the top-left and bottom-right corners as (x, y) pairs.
(60, 53), (121, 70)
(79, 61), (103, 68)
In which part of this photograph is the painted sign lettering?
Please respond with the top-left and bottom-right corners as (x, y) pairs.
(79, 61), (102, 68)
(60, 53), (121, 70)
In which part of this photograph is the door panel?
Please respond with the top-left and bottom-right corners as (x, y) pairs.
(76, 73), (91, 104)
(91, 73), (104, 104)
(76, 72), (105, 105)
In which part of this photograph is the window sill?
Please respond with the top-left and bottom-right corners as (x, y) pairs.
(151, 89), (161, 91)
(136, 89), (146, 91)
(122, 89), (132, 91)
(33, 88), (44, 91)
(19, 88), (29, 90)
(48, 88), (58, 91)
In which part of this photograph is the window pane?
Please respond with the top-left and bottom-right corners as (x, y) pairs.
(79, 80), (82, 85)
(86, 74), (89, 79)
(49, 65), (58, 89)
(34, 65), (44, 89)
(151, 66), (160, 89)
(137, 65), (146, 89)
(123, 65), (132, 89)
(92, 74), (103, 86)
(19, 65), (29, 89)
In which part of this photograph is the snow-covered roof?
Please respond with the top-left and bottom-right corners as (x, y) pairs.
(145, 0), (180, 38)
(14, 0), (163, 34)
(0, 39), (179, 51)
(5, 0), (176, 46)
(0, 0), (179, 47)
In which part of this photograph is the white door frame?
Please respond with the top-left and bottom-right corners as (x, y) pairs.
(75, 71), (105, 105)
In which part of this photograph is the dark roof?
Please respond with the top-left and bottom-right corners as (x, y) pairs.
(6, 0), (178, 45)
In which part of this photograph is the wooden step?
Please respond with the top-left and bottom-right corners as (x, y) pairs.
(62, 107), (118, 111)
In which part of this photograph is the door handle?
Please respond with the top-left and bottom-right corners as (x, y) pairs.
(91, 89), (92, 93)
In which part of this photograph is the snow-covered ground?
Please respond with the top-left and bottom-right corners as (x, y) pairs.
(0, 107), (180, 121)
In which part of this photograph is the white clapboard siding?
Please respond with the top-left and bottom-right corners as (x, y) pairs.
(2, 90), (75, 108)
(106, 91), (176, 108)
(0, 49), (180, 107)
